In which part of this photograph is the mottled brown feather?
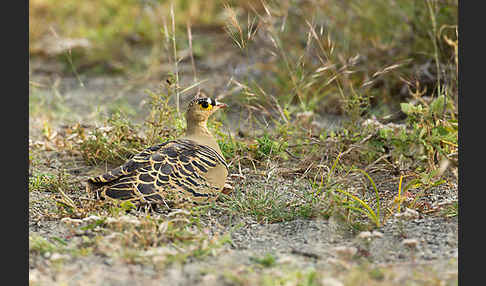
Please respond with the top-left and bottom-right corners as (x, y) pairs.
(87, 139), (228, 205)
(86, 96), (229, 207)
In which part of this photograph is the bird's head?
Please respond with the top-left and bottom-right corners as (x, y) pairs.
(186, 96), (227, 124)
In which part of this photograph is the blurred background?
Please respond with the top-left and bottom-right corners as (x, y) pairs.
(29, 0), (458, 173)
(29, 0), (457, 118)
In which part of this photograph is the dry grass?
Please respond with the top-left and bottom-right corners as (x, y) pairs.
(29, 1), (458, 284)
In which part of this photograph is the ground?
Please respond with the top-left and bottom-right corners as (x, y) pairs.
(29, 5), (458, 284)
(29, 69), (457, 285)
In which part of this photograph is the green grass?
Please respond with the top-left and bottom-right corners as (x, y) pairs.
(29, 2), (457, 284)
(442, 201), (458, 218)
(29, 0), (228, 72)
(75, 112), (146, 166)
(56, 210), (231, 267)
(29, 172), (71, 193)
(29, 235), (62, 255)
(29, 88), (72, 120)
(217, 177), (333, 224)
(250, 253), (277, 268)
(30, 0), (458, 175)
(29, 0), (457, 259)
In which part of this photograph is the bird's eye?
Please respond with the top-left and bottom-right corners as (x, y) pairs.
(200, 101), (210, 109)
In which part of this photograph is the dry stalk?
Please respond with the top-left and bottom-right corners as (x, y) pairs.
(170, 3), (180, 116)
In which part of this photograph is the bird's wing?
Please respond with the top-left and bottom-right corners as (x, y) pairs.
(86, 139), (227, 203)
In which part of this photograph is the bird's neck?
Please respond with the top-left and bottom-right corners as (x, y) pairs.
(185, 119), (211, 137)
(184, 119), (223, 155)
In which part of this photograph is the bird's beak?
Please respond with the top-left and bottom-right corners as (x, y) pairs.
(215, 101), (228, 109)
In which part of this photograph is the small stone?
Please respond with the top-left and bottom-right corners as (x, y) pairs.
(395, 208), (419, 219)
(333, 246), (357, 259)
(402, 238), (420, 249)
(357, 231), (372, 240)
(84, 215), (102, 223)
(277, 255), (294, 264)
(61, 217), (83, 226)
(321, 277), (344, 286)
(372, 231), (384, 238)
(50, 253), (70, 262)
(326, 258), (350, 270)
(222, 183), (234, 195)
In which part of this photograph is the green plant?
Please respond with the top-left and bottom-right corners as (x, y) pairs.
(29, 235), (63, 255)
(29, 172), (70, 193)
(251, 253), (276, 268)
(144, 88), (185, 146)
(255, 133), (286, 160)
(442, 201), (458, 218)
(77, 112), (146, 166)
(217, 135), (249, 162)
(334, 169), (382, 228)
(219, 178), (328, 224)
(399, 93), (457, 169)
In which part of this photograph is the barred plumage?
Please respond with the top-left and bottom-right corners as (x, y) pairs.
(86, 96), (229, 206)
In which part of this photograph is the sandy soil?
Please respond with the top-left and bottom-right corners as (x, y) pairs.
(29, 55), (458, 285)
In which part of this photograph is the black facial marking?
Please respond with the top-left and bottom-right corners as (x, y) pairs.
(197, 98), (213, 109)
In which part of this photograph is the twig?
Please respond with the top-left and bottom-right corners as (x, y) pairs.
(290, 248), (320, 259)
(170, 3), (180, 116)
(57, 187), (79, 212)
(341, 133), (374, 157)
(284, 148), (300, 160)
(287, 142), (322, 148)
(364, 154), (391, 172)
(186, 21), (199, 94)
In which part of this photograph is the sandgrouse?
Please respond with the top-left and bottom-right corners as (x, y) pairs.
(86, 96), (229, 207)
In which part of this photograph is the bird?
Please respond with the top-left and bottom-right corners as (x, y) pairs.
(85, 95), (229, 208)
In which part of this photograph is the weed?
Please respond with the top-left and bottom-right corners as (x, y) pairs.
(398, 92), (458, 171)
(77, 112), (146, 166)
(144, 88), (185, 146)
(29, 172), (70, 193)
(250, 253), (276, 268)
(255, 133), (286, 160)
(217, 133), (249, 162)
(368, 267), (385, 281)
(220, 179), (329, 224)
(262, 268), (319, 286)
(29, 235), (63, 255)
(442, 201), (458, 218)
(29, 0), (228, 71)
(60, 211), (232, 267)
